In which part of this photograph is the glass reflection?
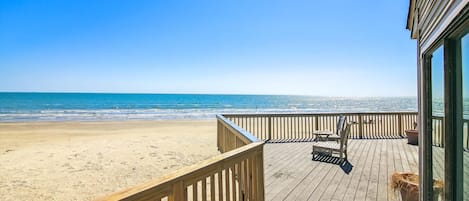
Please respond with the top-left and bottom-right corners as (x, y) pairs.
(461, 33), (468, 200)
(431, 45), (445, 200)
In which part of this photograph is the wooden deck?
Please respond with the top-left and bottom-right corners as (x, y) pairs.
(263, 139), (418, 201)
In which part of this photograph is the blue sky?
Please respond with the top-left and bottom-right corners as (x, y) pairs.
(0, 0), (416, 96)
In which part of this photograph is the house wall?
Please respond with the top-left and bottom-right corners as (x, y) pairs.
(411, 0), (467, 51)
(408, 0), (468, 200)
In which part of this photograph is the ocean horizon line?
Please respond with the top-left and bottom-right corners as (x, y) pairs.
(0, 91), (418, 98)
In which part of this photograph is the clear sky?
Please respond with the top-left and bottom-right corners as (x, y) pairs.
(0, 0), (416, 97)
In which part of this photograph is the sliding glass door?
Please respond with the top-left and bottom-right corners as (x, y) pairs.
(425, 25), (468, 201)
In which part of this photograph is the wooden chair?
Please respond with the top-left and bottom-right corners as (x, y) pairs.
(313, 116), (346, 142)
(312, 122), (352, 160)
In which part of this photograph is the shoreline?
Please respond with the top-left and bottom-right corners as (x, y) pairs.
(0, 117), (218, 124)
(0, 120), (219, 201)
(0, 118), (216, 124)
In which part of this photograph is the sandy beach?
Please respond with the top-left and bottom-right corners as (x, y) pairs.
(0, 120), (218, 201)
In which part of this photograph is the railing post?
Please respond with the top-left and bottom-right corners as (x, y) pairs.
(398, 113), (403, 137)
(314, 115), (319, 131)
(268, 117), (272, 140)
(358, 114), (363, 139)
(256, 147), (265, 201)
(169, 180), (184, 201)
(217, 120), (221, 151)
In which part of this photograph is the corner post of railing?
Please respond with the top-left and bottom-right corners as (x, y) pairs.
(256, 145), (265, 201)
(169, 180), (184, 201)
(398, 113), (403, 137)
(268, 116), (272, 140)
(217, 118), (221, 152)
(358, 114), (363, 139)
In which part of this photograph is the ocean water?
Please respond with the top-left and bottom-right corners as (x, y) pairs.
(0, 93), (417, 122)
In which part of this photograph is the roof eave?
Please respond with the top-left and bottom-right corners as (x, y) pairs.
(406, 0), (418, 39)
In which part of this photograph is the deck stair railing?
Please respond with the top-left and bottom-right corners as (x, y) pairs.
(97, 115), (265, 201)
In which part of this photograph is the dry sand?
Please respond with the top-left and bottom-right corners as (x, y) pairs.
(0, 120), (219, 201)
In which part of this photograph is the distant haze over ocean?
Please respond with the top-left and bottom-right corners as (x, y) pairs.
(0, 93), (417, 122)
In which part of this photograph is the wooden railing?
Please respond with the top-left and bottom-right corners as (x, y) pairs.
(223, 112), (418, 141)
(98, 111), (423, 201)
(97, 115), (265, 201)
(431, 116), (469, 151)
(431, 116), (444, 147)
(217, 114), (260, 153)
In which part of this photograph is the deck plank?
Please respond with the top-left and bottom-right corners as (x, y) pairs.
(365, 139), (382, 201)
(352, 138), (377, 200)
(264, 143), (312, 199)
(264, 143), (310, 190)
(263, 139), (419, 201)
(376, 139), (388, 201)
(268, 144), (316, 201)
(317, 140), (365, 200)
(280, 152), (331, 200)
(329, 139), (368, 201)
(386, 138), (398, 200)
(341, 139), (375, 201)
(396, 137), (411, 172)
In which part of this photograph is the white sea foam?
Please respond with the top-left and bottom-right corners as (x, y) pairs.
(0, 107), (418, 122)
(0, 94), (418, 122)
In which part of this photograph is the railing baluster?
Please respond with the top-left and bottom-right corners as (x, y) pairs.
(314, 115), (318, 133)
(358, 114), (363, 139)
(210, 175), (215, 201)
(218, 170), (223, 201)
(244, 159), (249, 201)
(398, 113), (403, 136)
(201, 179), (207, 201)
(237, 161), (243, 201)
(266, 117), (269, 140)
(251, 154), (257, 200)
(231, 165), (236, 201)
(288, 117), (293, 139)
(246, 158), (251, 201)
(256, 117), (259, 139)
(225, 168), (230, 201)
(193, 181), (198, 201)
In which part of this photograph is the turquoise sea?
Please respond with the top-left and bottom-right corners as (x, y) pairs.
(0, 93), (417, 122)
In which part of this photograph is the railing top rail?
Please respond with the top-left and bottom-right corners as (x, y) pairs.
(221, 111), (418, 118)
(216, 114), (261, 143)
(96, 142), (264, 201)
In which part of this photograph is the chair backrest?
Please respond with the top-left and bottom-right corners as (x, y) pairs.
(340, 122), (352, 150)
(336, 116), (347, 134)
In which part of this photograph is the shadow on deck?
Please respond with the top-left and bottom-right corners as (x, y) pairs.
(263, 139), (418, 201)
